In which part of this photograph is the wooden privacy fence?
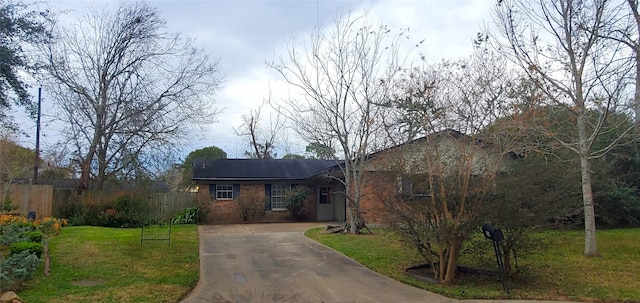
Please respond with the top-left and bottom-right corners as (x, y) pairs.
(0, 186), (196, 221)
(1, 184), (53, 219)
(52, 189), (116, 212)
(52, 189), (196, 220)
(146, 192), (197, 221)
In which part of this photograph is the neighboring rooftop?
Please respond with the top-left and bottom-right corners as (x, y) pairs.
(191, 158), (343, 181)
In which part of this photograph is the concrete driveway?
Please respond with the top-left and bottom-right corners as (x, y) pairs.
(180, 223), (583, 303)
(180, 223), (454, 303)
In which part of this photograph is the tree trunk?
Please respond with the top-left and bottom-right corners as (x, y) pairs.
(79, 159), (91, 189)
(96, 147), (108, 190)
(442, 242), (461, 285)
(635, 21), (640, 161)
(347, 203), (357, 234)
(78, 130), (100, 189)
(580, 153), (599, 257)
(577, 113), (600, 257)
(501, 243), (512, 274)
(346, 161), (361, 234)
(629, 0), (640, 137)
(636, 46), (640, 138)
(438, 249), (446, 281)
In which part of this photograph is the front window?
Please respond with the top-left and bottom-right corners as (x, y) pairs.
(397, 174), (430, 198)
(216, 184), (233, 200)
(271, 184), (291, 210)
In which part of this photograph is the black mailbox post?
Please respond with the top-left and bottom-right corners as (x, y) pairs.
(482, 224), (504, 242)
(482, 224), (509, 293)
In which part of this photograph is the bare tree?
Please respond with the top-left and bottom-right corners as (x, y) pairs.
(268, 12), (418, 233)
(41, 2), (221, 189)
(493, 0), (636, 256)
(628, 1), (640, 129)
(380, 49), (521, 284)
(599, 1), (640, 148)
(234, 103), (284, 159)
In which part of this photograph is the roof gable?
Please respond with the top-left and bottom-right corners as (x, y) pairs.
(368, 129), (468, 159)
(191, 158), (343, 181)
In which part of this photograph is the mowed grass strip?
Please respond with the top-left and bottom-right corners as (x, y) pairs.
(305, 227), (640, 302)
(19, 225), (200, 303)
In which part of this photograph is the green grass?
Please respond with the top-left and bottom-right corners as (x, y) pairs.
(18, 225), (199, 303)
(306, 227), (640, 302)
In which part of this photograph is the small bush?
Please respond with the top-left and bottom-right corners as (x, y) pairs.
(193, 198), (210, 224)
(107, 193), (149, 228)
(235, 191), (266, 222)
(595, 183), (640, 227)
(286, 187), (308, 220)
(173, 207), (199, 225)
(0, 214), (30, 226)
(58, 192), (149, 228)
(0, 224), (33, 246)
(0, 250), (40, 290)
(10, 241), (44, 258)
(56, 194), (89, 226)
(1, 196), (18, 213)
(26, 231), (43, 243)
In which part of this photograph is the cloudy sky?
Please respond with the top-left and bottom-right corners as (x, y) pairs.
(19, 0), (495, 160)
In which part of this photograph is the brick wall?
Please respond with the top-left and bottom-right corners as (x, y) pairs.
(359, 172), (395, 225)
(198, 183), (318, 224)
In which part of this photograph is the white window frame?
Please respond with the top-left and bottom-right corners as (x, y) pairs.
(216, 184), (234, 200)
(271, 184), (291, 210)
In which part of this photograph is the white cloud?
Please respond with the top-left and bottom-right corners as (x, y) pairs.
(17, 0), (495, 161)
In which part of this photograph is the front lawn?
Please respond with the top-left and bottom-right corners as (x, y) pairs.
(19, 225), (199, 303)
(305, 227), (640, 302)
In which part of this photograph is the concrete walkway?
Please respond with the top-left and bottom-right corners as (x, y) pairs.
(180, 223), (577, 303)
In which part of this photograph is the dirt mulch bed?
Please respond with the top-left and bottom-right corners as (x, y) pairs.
(405, 263), (496, 283)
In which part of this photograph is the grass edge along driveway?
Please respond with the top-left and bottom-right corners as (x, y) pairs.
(305, 227), (640, 303)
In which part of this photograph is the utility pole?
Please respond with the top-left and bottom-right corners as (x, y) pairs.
(33, 87), (42, 184)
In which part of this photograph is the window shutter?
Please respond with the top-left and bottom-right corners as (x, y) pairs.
(264, 184), (272, 210)
(209, 184), (216, 201)
(233, 184), (240, 199)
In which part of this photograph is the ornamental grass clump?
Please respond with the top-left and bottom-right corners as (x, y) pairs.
(173, 207), (200, 225)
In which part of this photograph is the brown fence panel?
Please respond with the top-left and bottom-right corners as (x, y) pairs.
(146, 192), (197, 221)
(52, 189), (117, 218)
(51, 190), (196, 222)
(1, 184), (53, 219)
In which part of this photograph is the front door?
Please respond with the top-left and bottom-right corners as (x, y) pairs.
(317, 186), (333, 221)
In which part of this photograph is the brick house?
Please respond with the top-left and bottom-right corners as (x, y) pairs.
(192, 130), (506, 225)
(356, 129), (508, 225)
(192, 158), (346, 223)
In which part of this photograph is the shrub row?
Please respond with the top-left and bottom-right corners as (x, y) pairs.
(0, 215), (67, 290)
(57, 193), (149, 228)
(10, 241), (44, 258)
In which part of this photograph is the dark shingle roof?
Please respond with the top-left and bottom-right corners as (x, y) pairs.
(366, 129), (467, 159)
(191, 158), (343, 181)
